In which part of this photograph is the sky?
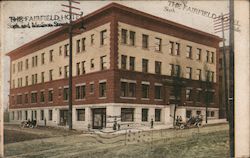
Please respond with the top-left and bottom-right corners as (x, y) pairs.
(0, 1), (230, 110)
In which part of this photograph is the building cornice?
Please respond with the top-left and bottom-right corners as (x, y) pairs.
(6, 2), (222, 60)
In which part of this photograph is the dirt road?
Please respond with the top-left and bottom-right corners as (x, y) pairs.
(4, 123), (229, 158)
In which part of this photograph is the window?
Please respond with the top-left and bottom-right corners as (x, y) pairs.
(219, 59), (222, 69)
(25, 111), (28, 120)
(81, 38), (86, 51)
(196, 69), (202, 80)
(142, 59), (148, 73)
(129, 57), (135, 71)
(211, 52), (214, 63)
(206, 50), (209, 62)
(175, 43), (180, 55)
(155, 85), (162, 99)
(49, 50), (53, 62)
(155, 61), (161, 74)
(186, 110), (192, 118)
(121, 108), (134, 122)
(32, 57), (35, 67)
(210, 71), (214, 82)
(64, 44), (69, 56)
(49, 110), (53, 121)
(41, 53), (45, 64)
(32, 74), (38, 85)
(121, 29), (127, 44)
(76, 85), (86, 100)
(186, 89), (191, 101)
(207, 91), (214, 103)
(64, 66), (68, 78)
(32, 56), (38, 67)
(186, 67), (192, 79)
(90, 59), (94, 68)
(12, 80), (15, 88)
(12, 96), (15, 105)
(34, 111), (37, 120)
(76, 62), (80, 76)
(100, 56), (107, 70)
(41, 72), (45, 83)
(24, 94), (28, 103)
(141, 84), (149, 98)
(25, 76), (28, 86)
(12, 112), (14, 120)
(211, 111), (215, 117)
(31, 92), (37, 103)
(90, 83), (94, 94)
(99, 82), (106, 97)
(196, 110), (201, 115)
(35, 56), (38, 66)
(17, 94), (22, 104)
(120, 82), (136, 97)
(142, 34), (149, 48)
(76, 109), (85, 121)
(76, 39), (81, 53)
(155, 109), (161, 122)
(26, 59), (29, 69)
(91, 34), (94, 44)
(81, 61), (85, 74)
(13, 63), (15, 74)
(197, 90), (202, 102)
(48, 90), (53, 102)
(40, 110), (44, 120)
(142, 109), (148, 122)
(169, 41), (174, 54)
(59, 46), (62, 55)
(100, 29), (107, 45)
(206, 71), (214, 82)
(155, 38), (162, 51)
(196, 48), (202, 60)
(49, 69), (53, 81)
(129, 31), (135, 46)
(63, 87), (69, 100)
(40, 91), (45, 102)
(186, 45), (192, 58)
(121, 55), (127, 69)
(59, 67), (62, 76)
(170, 64), (181, 76)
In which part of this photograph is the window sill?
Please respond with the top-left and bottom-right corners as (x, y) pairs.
(142, 47), (150, 50)
(154, 99), (163, 101)
(120, 96), (136, 100)
(76, 99), (86, 101)
(154, 50), (162, 53)
(76, 120), (85, 122)
(98, 97), (107, 99)
(141, 98), (150, 101)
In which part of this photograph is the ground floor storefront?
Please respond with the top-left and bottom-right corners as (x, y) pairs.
(9, 103), (219, 130)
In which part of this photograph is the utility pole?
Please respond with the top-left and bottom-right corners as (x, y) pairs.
(229, 0), (235, 156)
(62, 0), (81, 130)
(213, 8), (235, 157)
(214, 13), (230, 121)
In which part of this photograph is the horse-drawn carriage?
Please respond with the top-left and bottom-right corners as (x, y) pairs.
(175, 115), (203, 129)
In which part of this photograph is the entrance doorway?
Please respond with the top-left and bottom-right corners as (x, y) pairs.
(59, 109), (68, 126)
(92, 108), (106, 129)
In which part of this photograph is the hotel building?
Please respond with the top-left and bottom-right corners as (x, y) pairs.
(7, 3), (221, 130)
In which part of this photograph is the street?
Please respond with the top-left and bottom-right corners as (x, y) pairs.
(4, 123), (229, 158)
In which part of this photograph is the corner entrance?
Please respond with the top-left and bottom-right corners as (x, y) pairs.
(59, 109), (68, 126)
(92, 108), (106, 129)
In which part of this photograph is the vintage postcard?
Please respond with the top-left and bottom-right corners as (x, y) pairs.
(0, 1), (249, 157)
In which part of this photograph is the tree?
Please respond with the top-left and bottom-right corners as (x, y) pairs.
(203, 64), (213, 123)
(163, 62), (184, 126)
